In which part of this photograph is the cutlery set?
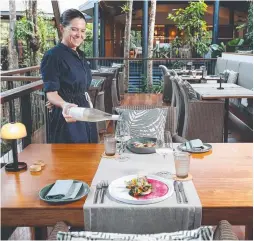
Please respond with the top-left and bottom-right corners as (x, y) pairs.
(93, 180), (109, 204)
(174, 181), (188, 204)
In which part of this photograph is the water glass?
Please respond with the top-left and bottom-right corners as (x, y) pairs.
(182, 65), (187, 71)
(174, 152), (190, 178)
(104, 134), (116, 156)
(115, 120), (130, 161)
(191, 65), (195, 71)
(155, 131), (173, 160)
(192, 70), (197, 78)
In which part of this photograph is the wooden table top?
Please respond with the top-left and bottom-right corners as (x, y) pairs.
(191, 83), (253, 99)
(1, 143), (253, 227)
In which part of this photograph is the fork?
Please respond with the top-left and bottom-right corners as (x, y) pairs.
(100, 180), (109, 204)
(93, 182), (102, 204)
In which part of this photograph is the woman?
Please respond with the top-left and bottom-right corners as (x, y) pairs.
(41, 9), (98, 143)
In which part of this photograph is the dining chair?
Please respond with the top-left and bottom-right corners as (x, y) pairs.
(47, 220), (239, 240)
(171, 76), (185, 136)
(113, 105), (186, 143)
(176, 77), (225, 143)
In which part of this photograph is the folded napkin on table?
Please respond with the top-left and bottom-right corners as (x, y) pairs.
(185, 139), (204, 150)
(45, 180), (82, 200)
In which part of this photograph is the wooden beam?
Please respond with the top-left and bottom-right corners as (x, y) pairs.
(1, 76), (41, 81)
(51, 0), (61, 39)
(1, 65), (40, 76)
(0, 80), (43, 104)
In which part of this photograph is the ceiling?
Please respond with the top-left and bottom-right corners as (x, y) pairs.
(100, 1), (249, 17)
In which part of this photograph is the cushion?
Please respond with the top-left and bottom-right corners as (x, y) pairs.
(114, 108), (168, 142)
(227, 70), (238, 84)
(222, 70), (230, 82)
(90, 79), (104, 88)
(181, 80), (198, 100)
(57, 226), (213, 241)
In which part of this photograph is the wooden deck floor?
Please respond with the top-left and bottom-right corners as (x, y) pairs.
(6, 93), (246, 240)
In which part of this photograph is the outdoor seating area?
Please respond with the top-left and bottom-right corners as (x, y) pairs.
(1, 0), (253, 240)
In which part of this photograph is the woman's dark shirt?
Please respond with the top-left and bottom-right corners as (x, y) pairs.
(41, 43), (98, 143)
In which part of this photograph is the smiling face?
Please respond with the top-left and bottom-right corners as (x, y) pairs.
(61, 17), (86, 50)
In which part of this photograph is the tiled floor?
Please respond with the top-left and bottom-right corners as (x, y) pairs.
(6, 93), (251, 240)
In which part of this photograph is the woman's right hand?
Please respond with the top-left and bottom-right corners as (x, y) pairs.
(61, 102), (78, 123)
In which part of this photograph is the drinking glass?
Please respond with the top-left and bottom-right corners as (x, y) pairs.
(174, 152), (190, 178)
(155, 131), (173, 160)
(192, 70), (197, 78)
(182, 65), (187, 71)
(191, 65), (195, 71)
(104, 134), (116, 156)
(115, 120), (131, 161)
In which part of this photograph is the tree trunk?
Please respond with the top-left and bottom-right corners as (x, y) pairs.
(8, 0), (19, 70)
(123, 0), (133, 93)
(26, 0), (39, 67)
(147, 0), (157, 91)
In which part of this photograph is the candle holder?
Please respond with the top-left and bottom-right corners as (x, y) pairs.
(217, 74), (224, 90)
(199, 67), (205, 83)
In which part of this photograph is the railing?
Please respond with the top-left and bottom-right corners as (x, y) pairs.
(87, 57), (217, 93)
(1, 66), (45, 165)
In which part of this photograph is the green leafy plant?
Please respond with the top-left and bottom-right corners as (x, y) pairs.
(80, 23), (93, 57)
(171, 60), (186, 69)
(210, 42), (226, 57)
(167, 0), (210, 57)
(139, 75), (163, 93)
(236, 2), (253, 47)
(121, 3), (130, 13)
(15, 12), (57, 66)
(227, 38), (244, 52)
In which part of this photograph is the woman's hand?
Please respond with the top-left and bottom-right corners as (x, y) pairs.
(45, 101), (54, 112)
(62, 102), (78, 123)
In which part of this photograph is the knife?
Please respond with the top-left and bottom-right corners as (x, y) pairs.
(174, 181), (182, 204)
(178, 182), (188, 204)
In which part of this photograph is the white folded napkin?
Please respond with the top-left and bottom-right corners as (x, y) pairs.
(45, 180), (82, 200)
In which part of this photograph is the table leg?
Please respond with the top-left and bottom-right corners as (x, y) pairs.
(224, 99), (229, 142)
(34, 226), (48, 240)
(245, 222), (253, 240)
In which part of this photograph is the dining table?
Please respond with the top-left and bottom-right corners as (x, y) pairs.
(1, 143), (253, 240)
(191, 83), (253, 142)
(181, 75), (221, 83)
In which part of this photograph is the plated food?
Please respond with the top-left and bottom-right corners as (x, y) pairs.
(125, 176), (152, 197)
(132, 141), (156, 148)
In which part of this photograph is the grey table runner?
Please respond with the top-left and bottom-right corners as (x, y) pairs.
(84, 152), (201, 234)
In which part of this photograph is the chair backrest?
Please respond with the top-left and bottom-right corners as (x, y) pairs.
(168, 70), (178, 105)
(163, 74), (172, 103)
(225, 60), (240, 73)
(177, 81), (192, 138)
(113, 105), (178, 136)
(158, 65), (169, 76)
(171, 76), (185, 136)
(238, 62), (253, 90)
(215, 57), (228, 75)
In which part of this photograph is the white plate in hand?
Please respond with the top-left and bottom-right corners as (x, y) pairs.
(108, 175), (173, 205)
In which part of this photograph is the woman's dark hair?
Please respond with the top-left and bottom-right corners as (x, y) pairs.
(60, 9), (86, 27)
